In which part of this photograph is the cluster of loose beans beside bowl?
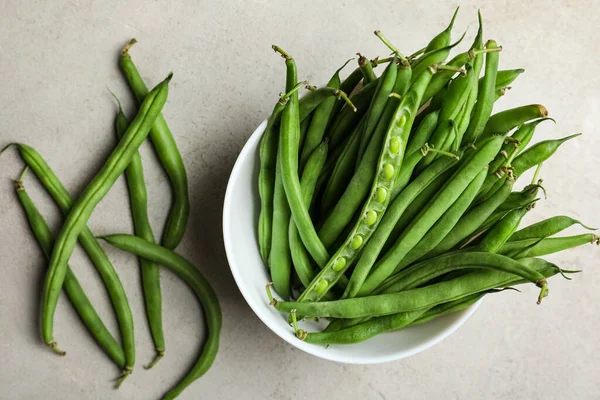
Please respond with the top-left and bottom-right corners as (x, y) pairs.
(3, 40), (220, 399)
(258, 9), (598, 345)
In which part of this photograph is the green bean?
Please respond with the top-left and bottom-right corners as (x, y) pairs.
(113, 100), (164, 368)
(328, 80), (378, 148)
(439, 65), (476, 123)
(344, 156), (459, 298)
(497, 182), (544, 213)
(510, 216), (596, 242)
(8, 142), (137, 382)
(425, 179), (513, 258)
(14, 172), (125, 368)
(462, 40), (501, 145)
(269, 49), (298, 298)
(298, 86), (353, 122)
(357, 56), (399, 163)
(357, 53), (377, 83)
(476, 205), (531, 253)
(515, 234), (599, 258)
(391, 150), (425, 200)
(360, 135), (506, 295)
(378, 252), (547, 299)
(300, 60), (352, 169)
(41, 73), (170, 360)
(410, 293), (483, 326)
(298, 67), (435, 302)
(100, 234), (221, 400)
(320, 118), (365, 215)
(290, 142), (328, 289)
(275, 48), (330, 272)
(405, 110), (439, 156)
(481, 118), (554, 196)
(425, 7), (459, 52)
(481, 104), (549, 138)
(258, 83), (307, 264)
(511, 133), (581, 179)
(393, 169), (487, 272)
(479, 68), (525, 93)
(121, 40), (188, 251)
(318, 64), (415, 248)
(272, 255), (550, 319)
(385, 169), (456, 253)
(410, 31), (466, 80)
(498, 238), (541, 256)
(339, 66), (364, 96)
(414, 119), (457, 172)
(292, 308), (424, 345)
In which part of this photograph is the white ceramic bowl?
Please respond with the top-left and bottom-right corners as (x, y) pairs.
(223, 119), (481, 364)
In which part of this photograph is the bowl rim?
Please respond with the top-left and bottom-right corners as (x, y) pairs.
(222, 118), (481, 364)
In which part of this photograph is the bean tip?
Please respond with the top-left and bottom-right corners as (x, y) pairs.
(121, 38), (137, 56)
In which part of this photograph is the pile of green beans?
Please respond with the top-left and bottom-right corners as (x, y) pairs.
(257, 9), (596, 346)
(3, 40), (221, 399)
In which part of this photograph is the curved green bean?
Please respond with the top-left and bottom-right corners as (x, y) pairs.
(9, 143), (136, 383)
(121, 40), (188, 251)
(14, 174), (125, 368)
(481, 104), (548, 137)
(42, 73), (171, 359)
(510, 216), (596, 242)
(114, 101), (164, 368)
(100, 234), (221, 400)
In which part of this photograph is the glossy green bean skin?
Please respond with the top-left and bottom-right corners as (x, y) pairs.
(393, 169), (487, 272)
(344, 156), (459, 298)
(328, 80), (378, 148)
(481, 104), (548, 137)
(405, 110), (439, 156)
(298, 67), (435, 302)
(415, 119), (456, 172)
(320, 118), (365, 215)
(360, 135), (506, 295)
(511, 134), (581, 179)
(425, 7), (459, 52)
(385, 169), (456, 253)
(510, 216), (595, 242)
(411, 32), (465, 80)
(299, 309), (424, 345)
(425, 180), (513, 258)
(290, 142), (328, 289)
(357, 59), (399, 163)
(515, 234), (599, 258)
(479, 68), (525, 93)
(258, 100), (287, 264)
(42, 74), (170, 355)
(300, 70), (342, 169)
(121, 43), (188, 251)
(100, 235), (221, 400)
(115, 105), (164, 365)
(377, 252), (547, 297)
(484, 118), (553, 189)
(15, 179), (125, 367)
(410, 293), (482, 326)
(11, 143), (136, 373)
(318, 67), (414, 248)
(476, 206), (530, 253)
(270, 57), (298, 298)
(358, 54), (377, 83)
(439, 65), (476, 123)
(462, 40), (500, 145)
(339, 66), (365, 99)
(275, 256), (550, 318)
(278, 53), (330, 271)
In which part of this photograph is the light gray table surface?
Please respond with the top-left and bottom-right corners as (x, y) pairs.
(1, 1), (598, 399)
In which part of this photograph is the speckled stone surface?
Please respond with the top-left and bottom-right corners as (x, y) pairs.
(0, 1), (598, 399)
